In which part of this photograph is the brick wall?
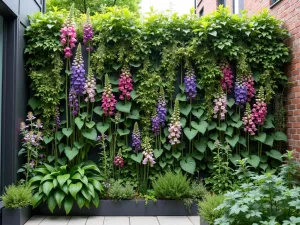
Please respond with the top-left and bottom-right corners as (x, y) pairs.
(195, 0), (218, 16)
(243, 0), (300, 159)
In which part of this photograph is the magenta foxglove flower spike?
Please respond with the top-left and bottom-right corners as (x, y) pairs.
(213, 89), (227, 120)
(60, 4), (77, 58)
(168, 98), (181, 145)
(184, 69), (197, 100)
(102, 74), (117, 116)
(114, 153), (125, 167)
(71, 44), (86, 95)
(156, 86), (167, 126)
(132, 122), (141, 153)
(220, 61), (233, 93)
(84, 69), (96, 103)
(242, 103), (257, 135)
(252, 87), (267, 126)
(83, 8), (93, 51)
(118, 68), (133, 101)
(142, 137), (156, 167)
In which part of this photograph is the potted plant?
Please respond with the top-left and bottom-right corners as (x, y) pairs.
(1, 184), (32, 225)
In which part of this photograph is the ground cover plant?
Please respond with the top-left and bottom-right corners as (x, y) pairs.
(21, 4), (292, 213)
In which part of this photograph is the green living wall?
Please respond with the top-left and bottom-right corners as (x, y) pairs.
(22, 5), (290, 211)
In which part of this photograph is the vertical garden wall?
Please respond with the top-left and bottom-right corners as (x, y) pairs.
(21, 6), (291, 214)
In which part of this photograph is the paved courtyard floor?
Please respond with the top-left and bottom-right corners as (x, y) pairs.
(25, 216), (200, 225)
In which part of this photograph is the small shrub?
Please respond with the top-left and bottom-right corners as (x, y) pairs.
(152, 171), (190, 200)
(198, 194), (225, 224)
(108, 181), (135, 200)
(188, 181), (208, 200)
(1, 184), (32, 209)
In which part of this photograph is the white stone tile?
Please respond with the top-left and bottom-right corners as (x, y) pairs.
(157, 216), (194, 225)
(129, 216), (159, 225)
(188, 216), (200, 225)
(68, 216), (88, 225)
(86, 216), (105, 225)
(24, 215), (46, 225)
(103, 217), (129, 225)
(39, 216), (71, 225)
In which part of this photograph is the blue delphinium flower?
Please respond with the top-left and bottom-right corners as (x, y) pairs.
(184, 69), (197, 100)
(71, 44), (86, 95)
(156, 87), (167, 127)
(132, 122), (141, 153)
(234, 78), (248, 105)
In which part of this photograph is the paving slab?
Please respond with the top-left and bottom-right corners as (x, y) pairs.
(103, 216), (129, 225)
(68, 216), (88, 225)
(129, 216), (159, 225)
(188, 216), (200, 225)
(39, 216), (71, 225)
(157, 216), (194, 225)
(86, 216), (105, 225)
(24, 215), (46, 225)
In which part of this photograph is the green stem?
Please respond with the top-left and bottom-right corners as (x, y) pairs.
(66, 59), (69, 129)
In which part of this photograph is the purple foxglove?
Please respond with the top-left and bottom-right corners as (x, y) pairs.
(69, 87), (79, 116)
(83, 8), (93, 51)
(156, 87), (167, 126)
(184, 69), (197, 100)
(151, 111), (160, 136)
(71, 44), (86, 95)
(132, 122), (141, 153)
(234, 77), (248, 105)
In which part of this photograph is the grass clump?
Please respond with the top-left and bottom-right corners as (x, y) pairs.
(1, 184), (32, 209)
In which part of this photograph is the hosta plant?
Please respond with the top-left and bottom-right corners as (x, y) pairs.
(29, 161), (103, 214)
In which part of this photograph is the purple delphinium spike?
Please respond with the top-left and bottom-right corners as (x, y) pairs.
(234, 76), (248, 105)
(151, 111), (160, 137)
(156, 87), (167, 127)
(184, 69), (197, 100)
(69, 87), (79, 116)
(71, 44), (86, 95)
(83, 8), (93, 51)
(132, 122), (141, 153)
(55, 106), (60, 129)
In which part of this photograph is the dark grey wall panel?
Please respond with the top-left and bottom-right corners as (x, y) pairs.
(2, 0), (18, 15)
(20, 0), (41, 26)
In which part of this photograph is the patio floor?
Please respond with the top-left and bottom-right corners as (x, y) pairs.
(24, 216), (200, 225)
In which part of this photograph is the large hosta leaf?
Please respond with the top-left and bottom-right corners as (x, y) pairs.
(69, 182), (83, 199)
(180, 156), (196, 174)
(64, 196), (74, 214)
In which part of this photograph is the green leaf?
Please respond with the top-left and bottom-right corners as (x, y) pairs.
(176, 93), (187, 101)
(153, 149), (163, 158)
(28, 97), (41, 110)
(194, 140), (207, 153)
(209, 31), (217, 37)
(207, 141), (215, 150)
(239, 136), (246, 147)
(43, 136), (53, 144)
(241, 150), (249, 158)
(75, 117), (84, 130)
(76, 193), (85, 209)
(56, 131), (64, 141)
(172, 151), (181, 159)
(117, 129), (130, 136)
(217, 123), (227, 131)
(57, 174), (70, 187)
(130, 90), (138, 100)
(209, 132), (218, 141)
(32, 192), (43, 207)
(180, 156), (196, 174)
(263, 120), (275, 129)
(63, 196), (74, 214)
(92, 192), (100, 208)
(64, 146), (79, 161)
(47, 155), (55, 163)
(266, 150), (282, 161)
(231, 121), (243, 128)
(184, 128), (198, 141)
(93, 106), (104, 116)
(180, 104), (192, 117)
(128, 109), (140, 120)
(229, 154), (241, 165)
(47, 194), (57, 213)
(116, 102), (132, 113)
(62, 128), (73, 138)
(159, 160), (167, 168)
(226, 135), (239, 148)
(191, 121), (208, 134)
(259, 163), (268, 171)
(227, 98), (235, 108)
(180, 118), (187, 128)
(273, 131), (288, 142)
(192, 152), (203, 161)
(264, 135), (274, 147)
(248, 155), (260, 168)
(225, 127), (234, 137)
(74, 142), (84, 149)
(130, 153), (143, 163)
(42, 181), (54, 196)
(54, 190), (66, 208)
(192, 109), (204, 118)
(254, 132), (267, 143)
(69, 182), (83, 199)
(208, 122), (217, 131)
(82, 128), (97, 141)
(58, 143), (65, 154)
(96, 122), (109, 134)
(86, 121), (95, 129)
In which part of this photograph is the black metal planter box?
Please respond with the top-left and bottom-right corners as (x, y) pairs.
(34, 200), (198, 216)
(2, 207), (31, 225)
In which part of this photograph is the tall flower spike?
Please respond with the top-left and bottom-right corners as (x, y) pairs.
(243, 73), (255, 102)
(83, 8), (93, 51)
(102, 74), (117, 116)
(69, 87), (79, 116)
(84, 68), (96, 102)
(142, 137), (156, 167)
(220, 61), (233, 93)
(60, 4), (77, 58)
(55, 106), (60, 129)
(184, 69), (197, 100)
(156, 86), (167, 126)
(114, 152), (125, 167)
(213, 89), (227, 120)
(118, 68), (133, 101)
(252, 87), (267, 126)
(151, 109), (160, 136)
(234, 75), (248, 105)
(71, 44), (86, 95)
(168, 98), (181, 145)
(243, 103), (257, 135)
(132, 122), (141, 153)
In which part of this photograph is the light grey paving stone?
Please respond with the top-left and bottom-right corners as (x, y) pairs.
(157, 216), (194, 225)
(103, 216), (129, 225)
(129, 216), (159, 225)
(39, 216), (71, 225)
(24, 215), (46, 225)
(86, 216), (105, 225)
(68, 216), (88, 225)
(188, 216), (200, 225)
